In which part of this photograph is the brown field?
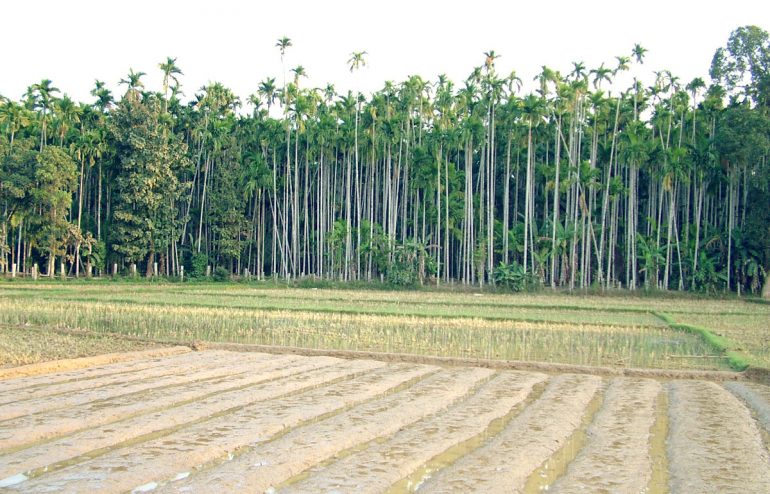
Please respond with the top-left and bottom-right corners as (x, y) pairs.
(0, 348), (769, 493)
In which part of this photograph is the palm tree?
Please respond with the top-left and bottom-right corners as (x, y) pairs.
(483, 50), (500, 73)
(346, 50), (367, 279)
(291, 66), (308, 87)
(90, 80), (113, 112)
(31, 79), (60, 150)
(119, 69), (146, 93)
(0, 100), (30, 147)
(348, 51), (368, 73)
(258, 77), (277, 114)
(632, 43), (648, 64)
(590, 63), (613, 90)
(53, 94), (81, 146)
(570, 61), (587, 82)
(159, 57), (183, 105)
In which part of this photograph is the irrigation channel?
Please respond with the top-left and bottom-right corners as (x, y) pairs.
(0, 347), (769, 493)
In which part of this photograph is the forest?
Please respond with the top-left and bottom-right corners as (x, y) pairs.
(1, 26), (769, 294)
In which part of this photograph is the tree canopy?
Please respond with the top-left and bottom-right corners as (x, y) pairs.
(1, 27), (769, 295)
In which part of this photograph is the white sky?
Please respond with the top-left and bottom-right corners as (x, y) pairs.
(2, 0), (769, 106)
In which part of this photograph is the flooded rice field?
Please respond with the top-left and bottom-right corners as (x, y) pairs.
(0, 348), (769, 493)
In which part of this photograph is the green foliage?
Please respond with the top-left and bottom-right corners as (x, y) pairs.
(386, 241), (431, 287)
(29, 146), (78, 271)
(212, 266), (230, 282)
(493, 261), (534, 292)
(190, 252), (209, 278)
(87, 241), (107, 272)
(109, 90), (190, 266)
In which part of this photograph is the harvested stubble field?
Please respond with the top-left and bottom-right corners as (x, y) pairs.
(2, 282), (768, 371)
(0, 348), (769, 493)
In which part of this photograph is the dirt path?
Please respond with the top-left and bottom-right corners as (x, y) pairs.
(549, 378), (661, 493)
(8, 361), (431, 493)
(668, 380), (770, 493)
(159, 367), (496, 493)
(278, 371), (546, 493)
(0, 346), (190, 381)
(418, 374), (602, 493)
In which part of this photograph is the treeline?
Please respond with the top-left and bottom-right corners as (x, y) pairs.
(1, 27), (769, 293)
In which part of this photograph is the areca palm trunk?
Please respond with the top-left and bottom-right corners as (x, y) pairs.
(551, 116), (562, 288)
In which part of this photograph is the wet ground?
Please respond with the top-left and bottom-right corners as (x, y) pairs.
(0, 349), (768, 493)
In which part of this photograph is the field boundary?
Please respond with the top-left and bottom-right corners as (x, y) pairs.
(200, 341), (744, 382)
(653, 312), (752, 372)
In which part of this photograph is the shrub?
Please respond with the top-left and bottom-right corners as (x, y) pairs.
(213, 266), (230, 282)
(191, 252), (209, 278)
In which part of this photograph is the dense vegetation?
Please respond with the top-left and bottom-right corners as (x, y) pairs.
(1, 27), (769, 294)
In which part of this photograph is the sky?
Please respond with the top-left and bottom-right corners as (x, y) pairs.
(2, 0), (769, 107)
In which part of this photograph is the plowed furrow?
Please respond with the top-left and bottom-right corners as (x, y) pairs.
(0, 356), (351, 480)
(0, 354), (315, 456)
(549, 378), (660, 493)
(0, 347), (192, 392)
(418, 374), (602, 493)
(161, 367), (506, 493)
(279, 370), (542, 494)
(668, 381), (770, 493)
(7, 360), (425, 493)
(724, 382), (770, 435)
(0, 350), (261, 405)
(0, 351), (276, 421)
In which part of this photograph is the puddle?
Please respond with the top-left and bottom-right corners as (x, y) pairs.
(648, 387), (670, 494)
(521, 382), (605, 493)
(0, 473), (28, 487)
(131, 481), (158, 492)
(387, 379), (549, 493)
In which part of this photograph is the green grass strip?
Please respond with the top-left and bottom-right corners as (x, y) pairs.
(654, 312), (749, 372)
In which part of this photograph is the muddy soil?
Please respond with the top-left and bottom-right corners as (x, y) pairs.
(724, 381), (770, 434)
(668, 380), (770, 493)
(9, 361), (432, 493)
(0, 350), (768, 493)
(278, 371), (546, 493)
(417, 374), (602, 493)
(549, 378), (661, 493)
(160, 367), (494, 493)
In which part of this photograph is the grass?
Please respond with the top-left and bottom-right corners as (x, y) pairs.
(0, 325), (162, 368)
(2, 282), (763, 371)
(658, 312), (770, 370)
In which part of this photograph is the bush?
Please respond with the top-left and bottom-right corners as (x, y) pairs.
(493, 262), (533, 292)
(213, 266), (230, 282)
(191, 252), (209, 278)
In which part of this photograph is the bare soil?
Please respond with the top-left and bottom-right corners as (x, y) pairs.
(667, 380), (770, 493)
(0, 349), (767, 493)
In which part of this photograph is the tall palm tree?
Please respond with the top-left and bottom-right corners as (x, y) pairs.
(31, 79), (60, 150)
(258, 77), (277, 114)
(159, 57), (183, 106)
(632, 43), (648, 64)
(90, 80), (113, 112)
(119, 69), (146, 93)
